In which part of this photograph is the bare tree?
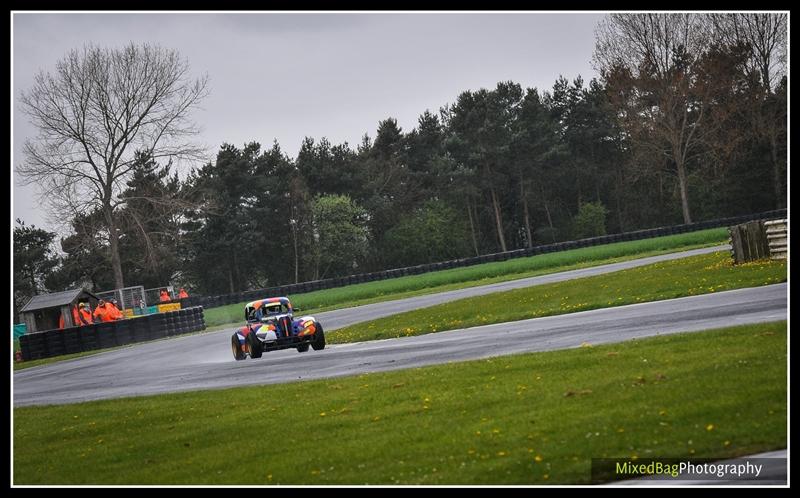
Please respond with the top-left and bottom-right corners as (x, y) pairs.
(594, 13), (712, 224)
(18, 42), (210, 289)
(709, 13), (787, 207)
(710, 13), (787, 93)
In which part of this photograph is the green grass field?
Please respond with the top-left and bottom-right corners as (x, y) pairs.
(13, 321), (786, 485)
(203, 228), (728, 329)
(329, 252), (786, 343)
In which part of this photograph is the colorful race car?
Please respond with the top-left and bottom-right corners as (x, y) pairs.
(230, 297), (325, 360)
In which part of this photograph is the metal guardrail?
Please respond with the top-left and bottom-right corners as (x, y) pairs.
(181, 209), (787, 310)
(94, 285), (146, 311)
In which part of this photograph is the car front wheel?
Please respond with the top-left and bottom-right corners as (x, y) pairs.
(248, 331), (263, 358)
(311, 323), (325, 351)
(231, 334), (246, 361)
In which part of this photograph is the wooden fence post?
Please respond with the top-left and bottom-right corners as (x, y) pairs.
(728, 220), (769, 264)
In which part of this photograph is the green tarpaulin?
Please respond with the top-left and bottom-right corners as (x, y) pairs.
(13, 323), (26, 339)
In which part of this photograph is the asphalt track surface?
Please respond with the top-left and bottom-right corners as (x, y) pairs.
(15, 245), (730, 407)
(14, 278), (786, 407)
(314, 245), (728, 330)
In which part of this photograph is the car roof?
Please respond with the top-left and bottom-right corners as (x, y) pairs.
(244, 297), (291, 309)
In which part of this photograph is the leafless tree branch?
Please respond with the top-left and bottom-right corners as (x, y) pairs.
(17, 42), (211, 288)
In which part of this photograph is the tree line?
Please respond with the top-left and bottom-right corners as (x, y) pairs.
(14, 13), (787, 316)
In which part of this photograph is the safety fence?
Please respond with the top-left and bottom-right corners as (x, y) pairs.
(94, 285), (182, 313)
(19, 306), (206, 361)
(765, 219), (788, 260)
(95, 285), (145, 312)
(182, 209), (787, 311)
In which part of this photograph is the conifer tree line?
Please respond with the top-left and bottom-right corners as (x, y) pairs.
(14, 13), (786, 310)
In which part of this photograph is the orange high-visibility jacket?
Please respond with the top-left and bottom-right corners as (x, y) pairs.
(93, 304), (115, 323)
(108, 303), (124, 320)
(178, 289), (189, 299)
(78, 307), (94, 325)
(159, 291), (171, 302)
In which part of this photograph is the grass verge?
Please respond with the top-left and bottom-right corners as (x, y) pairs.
(203, 229), (728, 329)
(329, 252), (786, 343)
(13, 321), (787, 484)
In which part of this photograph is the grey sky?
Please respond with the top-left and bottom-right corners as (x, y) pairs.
(12, 12), (604, 236)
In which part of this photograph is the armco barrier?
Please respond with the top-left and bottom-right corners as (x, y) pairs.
(18, 306), (207, 361)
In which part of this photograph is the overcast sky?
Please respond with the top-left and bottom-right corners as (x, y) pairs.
(12, 11), (604, 236)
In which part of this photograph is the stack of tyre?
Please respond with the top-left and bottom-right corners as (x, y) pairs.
(79, 324), (99, 351)
(147, 313), (168, 341)
(19, 332), (46, 361)
(165, 310), (180, 336)
(96, 322), (117, 349)
(190, 306), (206, 332)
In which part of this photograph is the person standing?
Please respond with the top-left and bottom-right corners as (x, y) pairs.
(108, 299), (125, 320)
(93, 300), (109, 322)
(76, 302), (94, 325)
(93, 299), (121, 323)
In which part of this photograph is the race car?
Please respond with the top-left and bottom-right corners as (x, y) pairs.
(230, 297), (325, 360)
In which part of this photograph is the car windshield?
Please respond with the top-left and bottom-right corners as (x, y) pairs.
(246, 301), (291, 321)
(264, 304), (285, 315)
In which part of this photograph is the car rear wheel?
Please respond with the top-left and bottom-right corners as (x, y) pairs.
(231, 334), (246, 361)
(248, 331), (262, 358)
(297, 343), (310, 353)
(311, 323), (325, 351)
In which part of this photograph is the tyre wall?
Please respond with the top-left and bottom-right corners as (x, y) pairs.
(19, 306), (207, 361)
